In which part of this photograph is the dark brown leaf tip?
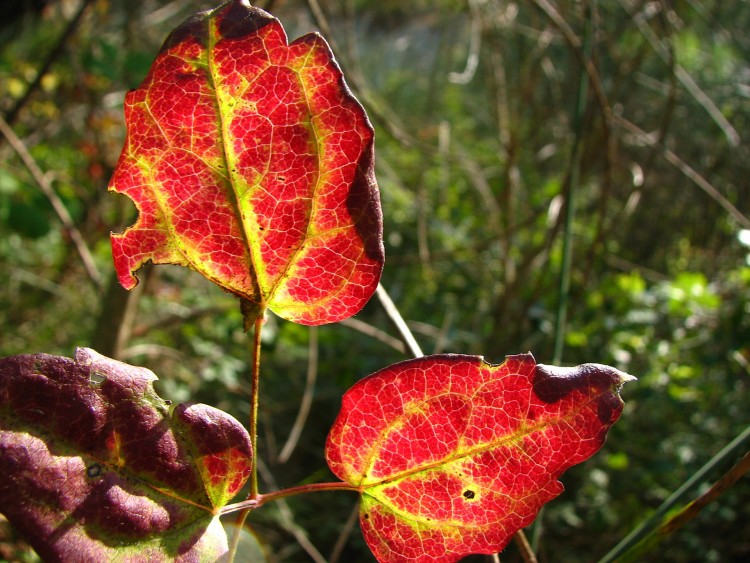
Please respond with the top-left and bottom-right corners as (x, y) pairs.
(533, 362), (635, 404)
(217, 0), (276, 40)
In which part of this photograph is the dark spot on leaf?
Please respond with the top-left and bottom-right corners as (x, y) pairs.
(363, 513), (369, 520)
(463, 489), (476, 500)
(87, 463), (103, 478)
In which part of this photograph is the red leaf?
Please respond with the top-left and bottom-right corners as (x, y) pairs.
(0, 348), (252, 561)
(325, 353), (634, 562)
(109, 0), (383, 325)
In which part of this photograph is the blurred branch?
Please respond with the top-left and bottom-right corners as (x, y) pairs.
(2, 0), (93, 129)
(8, 266), (70, 298)
(0, 114), (103, 292)
(618, 0), (740, 146)
(329, 500), (360, 563)
(552, 0), (594, 365)
(256, 458), (327, 563)
(532, 0), (613, 120)
(532, 0), (617, 296)
(614, 115), (750, 229)
(652, 450), (750, 547)
(600, 424), (750, 563)
(513, 529), (539, 563)
(277, 326), (318, 464)
(340, 317), (406, 354)
(91, 274), (145, 359)
(448, 0), (482, 84)
(306, 0), (416, 149)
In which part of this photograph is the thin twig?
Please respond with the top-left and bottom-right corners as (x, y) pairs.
(376, 283), (424, 358)
(3, 0), (93, 128)
(277, 326), (318, 463)
(513, 529), (539, 563)
(329, 500), (360, 563)
(618, 0), (740, 146)
(340, 317), (406, 354)
(613, 115), (750, 229)
(0, 114), (103, 291)
(256, 458), (328, 563)
(600, 424), (750, 562)
(609, 449), (750, 562)
(448, 0), (483, 84)
(658, 450), (750, 540)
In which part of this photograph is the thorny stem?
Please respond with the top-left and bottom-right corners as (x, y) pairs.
(227, 315), (264, 562)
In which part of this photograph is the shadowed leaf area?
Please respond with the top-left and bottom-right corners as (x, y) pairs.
(0, 348), (252, 562)
(109, 0), (384, 327)
(326, 353), (634, 563)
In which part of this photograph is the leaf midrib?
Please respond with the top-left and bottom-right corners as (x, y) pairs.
(359, 382), (614, 491)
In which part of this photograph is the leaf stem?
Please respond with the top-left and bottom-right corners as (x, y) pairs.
(248, 314), (264, 498)
(221, 481), (359, 515)
(227, 314), (264, 562)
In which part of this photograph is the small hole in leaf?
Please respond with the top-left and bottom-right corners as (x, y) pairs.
(277, 175), (286, 182)
(89, 372), (106, 386)
(87, 463), (103, 478)
(463, 489), (476, 500)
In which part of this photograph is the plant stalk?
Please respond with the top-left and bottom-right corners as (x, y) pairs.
(533, 1), (595, 554)
(227, 314), (265, 562)
(222, 481), (359, 515)
(248, 314), (264, 498)
(599, 423), (750, 562)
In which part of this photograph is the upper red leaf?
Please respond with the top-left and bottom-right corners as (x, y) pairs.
(325, 353), (634, 562)
(109, 0), (383, 325)
(0, 348), (252, 561)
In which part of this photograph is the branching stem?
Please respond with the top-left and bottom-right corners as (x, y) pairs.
(222, 481), (359, 515)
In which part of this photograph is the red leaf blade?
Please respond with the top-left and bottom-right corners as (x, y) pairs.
(0, 348), (253, 561)
(325, 353), (634, 562)
(110, 1), (383, 325)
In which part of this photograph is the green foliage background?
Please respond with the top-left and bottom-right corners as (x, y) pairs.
(1, 0), (748, 561)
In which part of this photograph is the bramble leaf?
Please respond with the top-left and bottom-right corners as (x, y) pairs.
(109, 0), (384, 326)
(0, 348), (252, 562)
(326, 353), (634, 562)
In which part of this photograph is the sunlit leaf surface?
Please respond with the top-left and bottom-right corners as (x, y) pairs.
(110, 0), (383, 325)
(0, 348), (252, 561)
(326, 353), (634, 562)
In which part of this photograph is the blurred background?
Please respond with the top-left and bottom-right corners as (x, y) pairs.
(1, 0), (748, 561)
